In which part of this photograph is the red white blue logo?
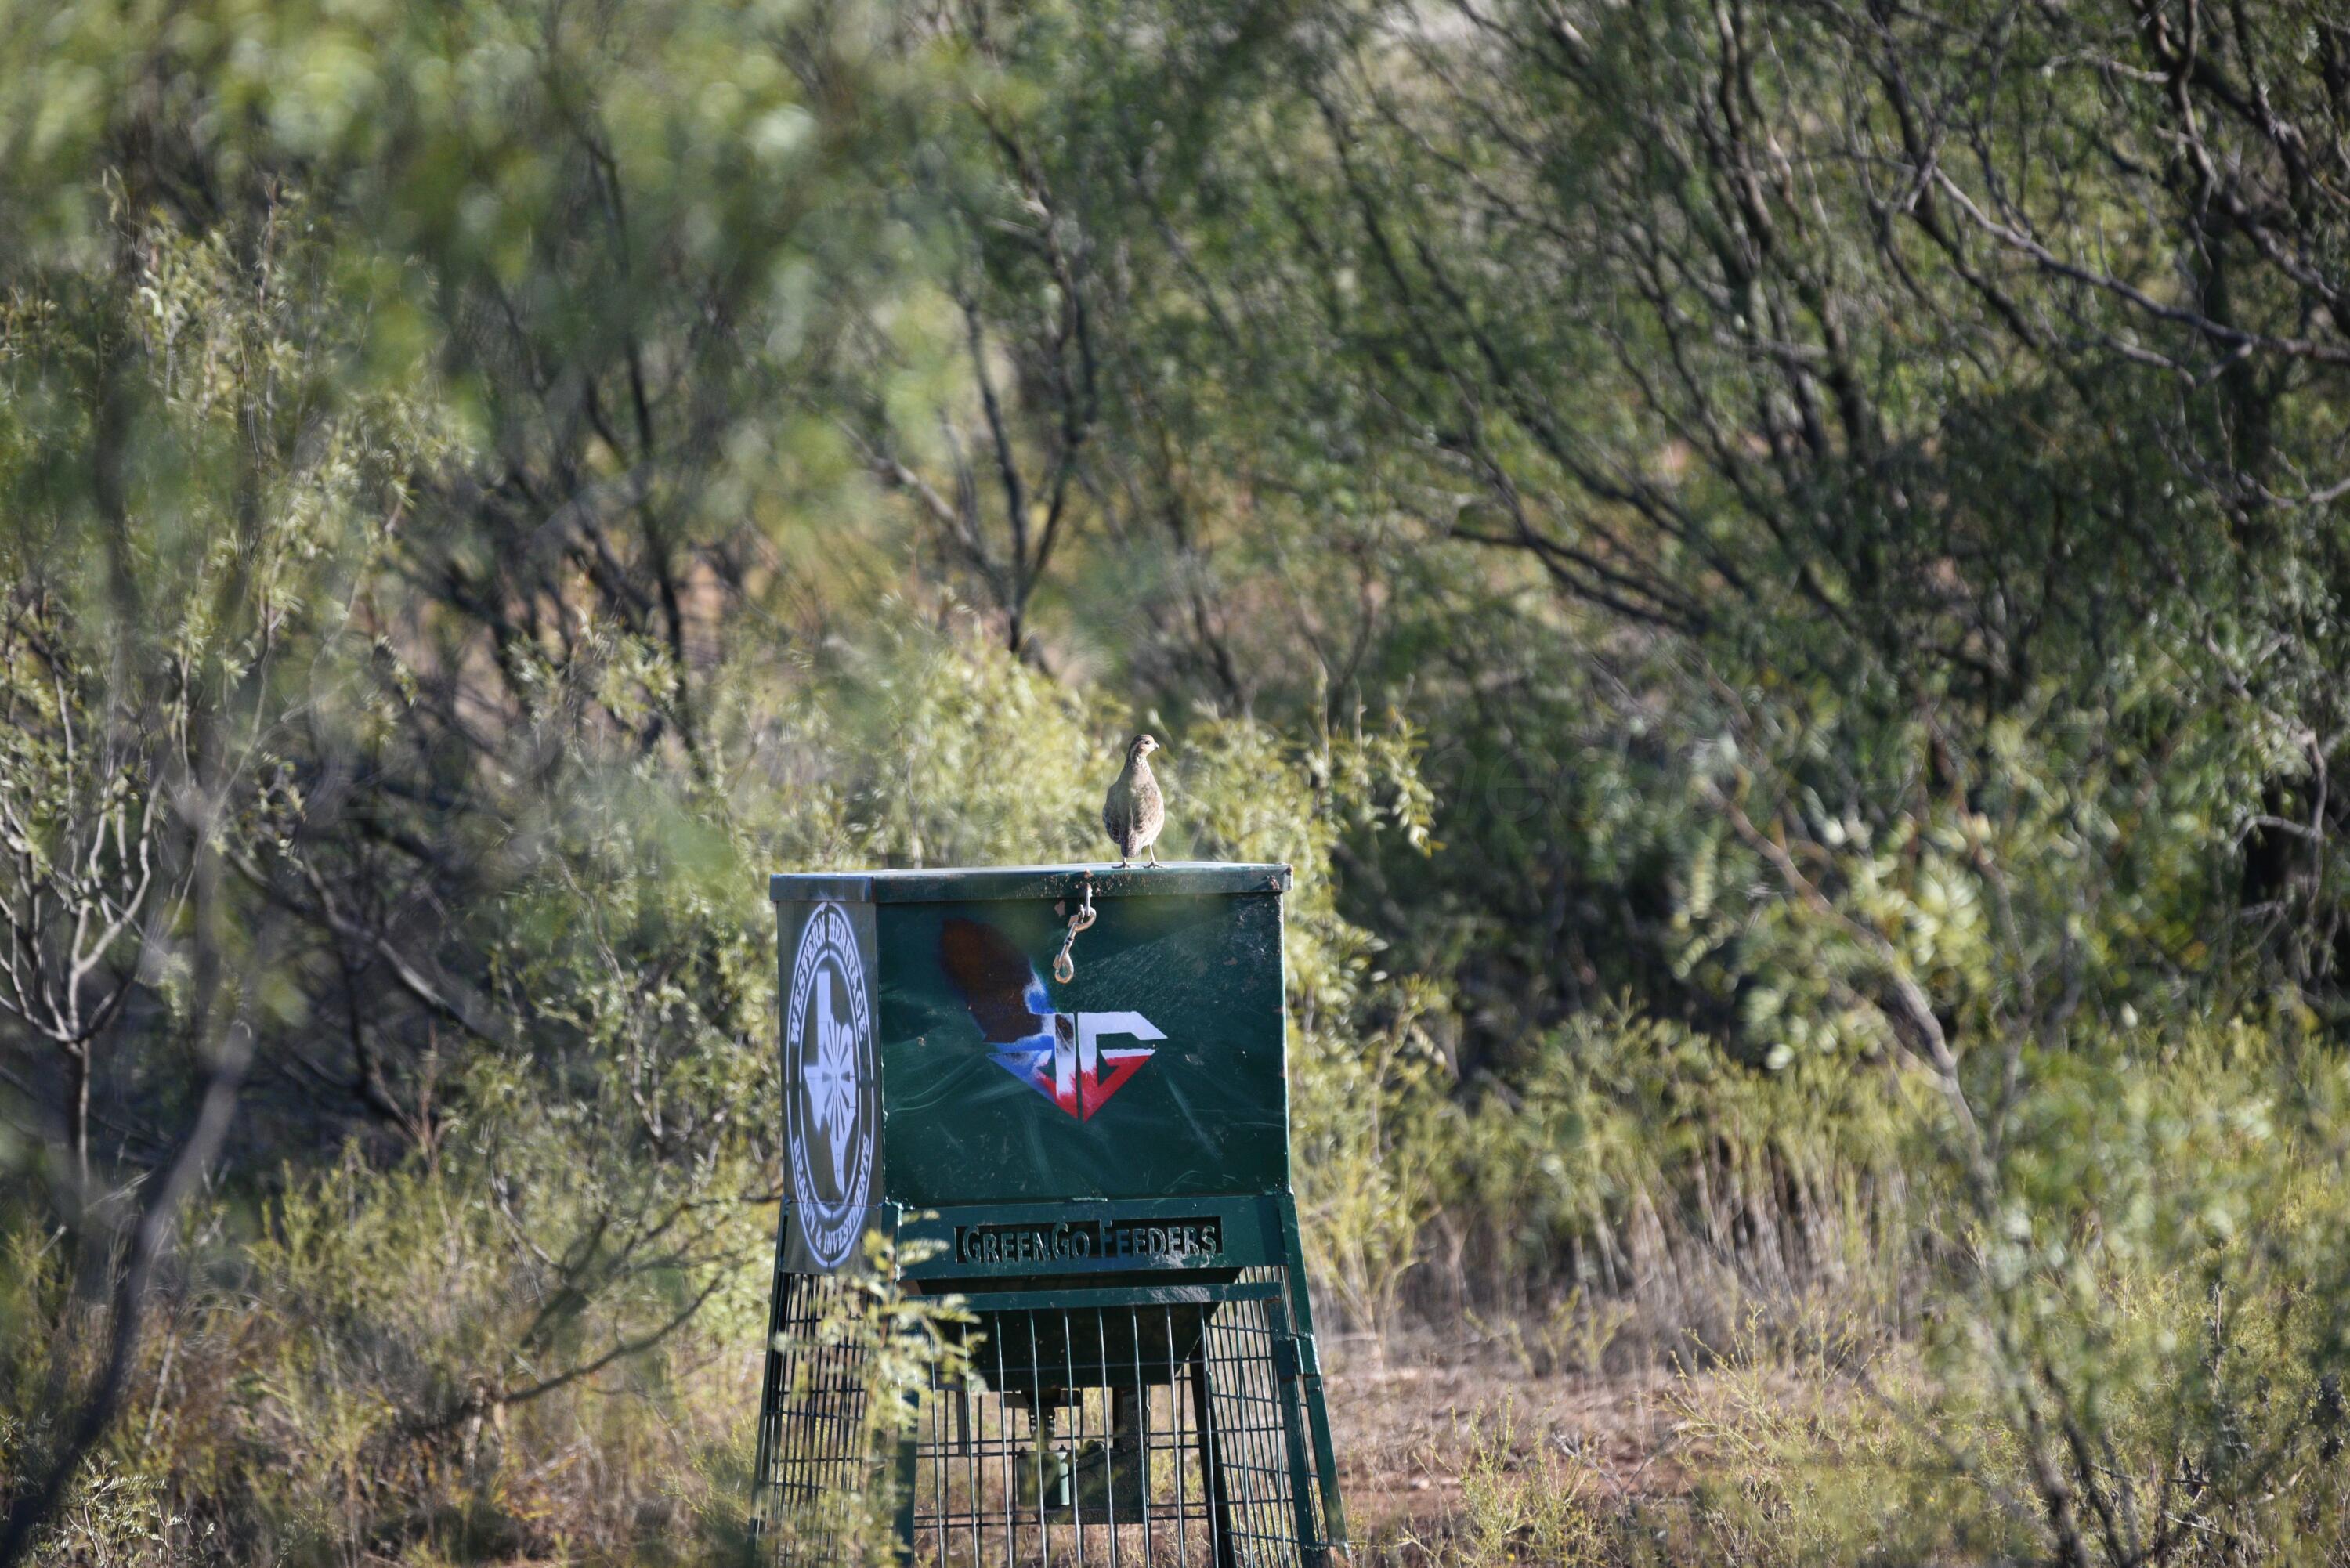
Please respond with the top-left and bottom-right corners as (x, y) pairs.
(939, 919), (1162, 1120)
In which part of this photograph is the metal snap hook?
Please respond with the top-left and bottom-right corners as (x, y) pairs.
(1052, 877), (1097, 984)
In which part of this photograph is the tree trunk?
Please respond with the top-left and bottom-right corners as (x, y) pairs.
(64, 1040), (90, 1194)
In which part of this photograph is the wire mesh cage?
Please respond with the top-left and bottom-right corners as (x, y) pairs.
(757, 865), (1344, 1566)
(754, 1269), (1331, 1566)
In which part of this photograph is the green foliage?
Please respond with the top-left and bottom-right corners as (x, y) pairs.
(1422, 1008), (1935, 1356)
(0, 606), (1437, 1563)
(1663, 1021), (2350, 1568)
(1441, 1403), (1607, 1567)
(756, 1231), (975, 1567)
(6, 0), (2350, 1563)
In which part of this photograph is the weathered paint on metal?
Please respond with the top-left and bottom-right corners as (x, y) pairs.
(771, 864), (1293, 1273)
(893, 1194), (1289, 1280)
(903, 1281), (1283, 1314)
(877, 888), (1289, 1208)
(769, 861), (1291, 905)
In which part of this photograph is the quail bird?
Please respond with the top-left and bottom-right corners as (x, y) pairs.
(1101, 734), (1165, 868)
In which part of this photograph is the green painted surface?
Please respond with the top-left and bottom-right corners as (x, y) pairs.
(875, 888), (1289, 1206)
(770, 865), (1295, 1266)
(771, 861), (1289, 905)
(762, 865), (1340, 1557)
(894, 1194), (1287, 1280)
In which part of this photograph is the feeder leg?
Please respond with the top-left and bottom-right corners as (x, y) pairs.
(1187, 1339), (1242, 1568)
(1270, 1313), (1324, 1568)
(748, 1217), (795, 1555)
(891, 1432), (917, 1563)
(1277, 1190), (1350, 1554)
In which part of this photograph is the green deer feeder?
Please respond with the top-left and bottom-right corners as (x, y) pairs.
(751, 863), (1347, 1567)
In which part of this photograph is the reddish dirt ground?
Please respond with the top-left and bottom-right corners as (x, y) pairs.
(1320, 1332), (1699, 1547)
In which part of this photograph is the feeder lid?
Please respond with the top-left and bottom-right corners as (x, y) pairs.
(768, 861), (1289, 905)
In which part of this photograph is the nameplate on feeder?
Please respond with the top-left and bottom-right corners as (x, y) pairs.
(952, 1216), (1226, 1267)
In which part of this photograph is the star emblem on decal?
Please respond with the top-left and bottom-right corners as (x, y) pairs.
(802, 975), (860, 1186)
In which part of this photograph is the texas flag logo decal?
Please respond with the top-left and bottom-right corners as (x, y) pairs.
(939, 919), (1162, 1120)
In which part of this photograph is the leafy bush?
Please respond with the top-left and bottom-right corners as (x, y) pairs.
(9, 0), (2350, 1564)
(0, 617), (1443, 1564)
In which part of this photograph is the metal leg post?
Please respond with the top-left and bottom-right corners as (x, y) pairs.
(1187, 1333), (1241, 1568)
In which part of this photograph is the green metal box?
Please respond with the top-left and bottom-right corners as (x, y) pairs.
(757, 862), (1344, 1566)
(768, 862), (1293, 1276)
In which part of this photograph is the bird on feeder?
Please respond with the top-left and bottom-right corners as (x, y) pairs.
(1101, 734), (1165, 868)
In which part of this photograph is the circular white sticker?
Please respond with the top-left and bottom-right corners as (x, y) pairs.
(783, 901), (876, 1270)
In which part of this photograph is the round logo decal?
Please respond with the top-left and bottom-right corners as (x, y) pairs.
(784, 901), (876, 1270)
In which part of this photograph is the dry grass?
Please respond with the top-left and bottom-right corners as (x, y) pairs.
(1320, 1307), (1907, 1567)
(1326, 1331), (1691, 1539)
